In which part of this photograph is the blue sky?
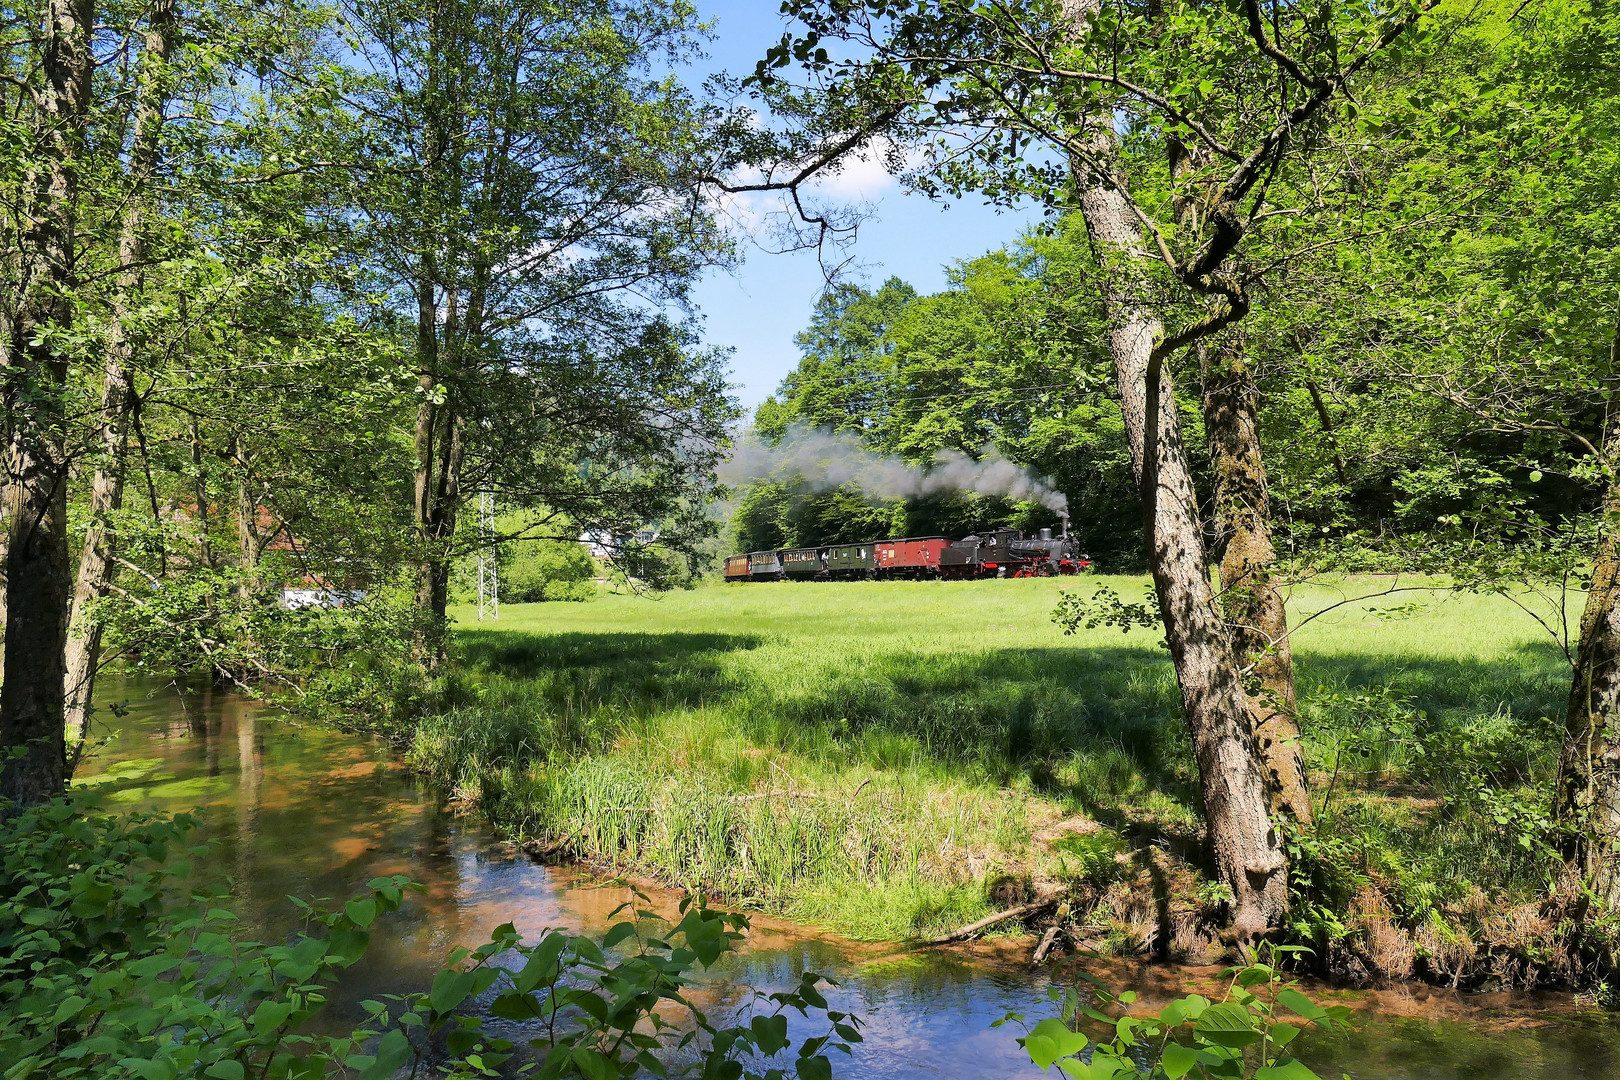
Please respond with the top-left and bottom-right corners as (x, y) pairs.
(685, 2), (1042, 412)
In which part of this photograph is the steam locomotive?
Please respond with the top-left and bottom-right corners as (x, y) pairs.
(723, 525), (1091, 582)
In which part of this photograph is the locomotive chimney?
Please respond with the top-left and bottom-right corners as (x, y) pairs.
(1058, 510), (1070, 539)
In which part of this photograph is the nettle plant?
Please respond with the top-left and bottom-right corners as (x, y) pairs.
(996, 948), (1352, 1080)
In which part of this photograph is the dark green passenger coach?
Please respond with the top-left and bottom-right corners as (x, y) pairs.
(780, 547), (825, 578)
(825, 542), (876, 578)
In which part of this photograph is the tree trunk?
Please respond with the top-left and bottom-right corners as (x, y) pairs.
(233, 436), (261, 597)
(1558, 397), (1620, 906)
(189, 418), (215, 569)
(65, 0), (177, 764)
(1201, 334), (1311, 824)
(412, 387), (463, 666)
(1, 0), (93, 809)
(1061, 0), (1287, 938)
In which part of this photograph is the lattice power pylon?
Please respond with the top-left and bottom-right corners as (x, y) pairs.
(476, 491), (499, 621)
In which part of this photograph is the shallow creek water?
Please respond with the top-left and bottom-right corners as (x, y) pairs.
(77, 680), (1620, 1079)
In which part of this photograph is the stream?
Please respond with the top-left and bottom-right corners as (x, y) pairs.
(76, 680), (1620, 1079)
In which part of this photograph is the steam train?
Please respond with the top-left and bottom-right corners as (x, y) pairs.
(723, 527), (1092, 582)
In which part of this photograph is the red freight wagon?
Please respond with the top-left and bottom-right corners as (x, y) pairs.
(874, 536), (949, 578)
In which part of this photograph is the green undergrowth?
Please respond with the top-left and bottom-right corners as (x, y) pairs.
(0, 794), (859, 1080)
(408, 578), (1569, 963)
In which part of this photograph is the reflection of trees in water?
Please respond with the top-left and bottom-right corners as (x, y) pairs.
(229, 696), (262, 886)
(176, 683), (224, 775)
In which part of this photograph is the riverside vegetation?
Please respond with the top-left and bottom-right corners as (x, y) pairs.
(0, 785), (1346, 1080)
(398, 577), (1586, 991)
(0, 792), (865, 1080)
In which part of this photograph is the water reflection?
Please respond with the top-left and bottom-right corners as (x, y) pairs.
(77, 681), (1618, 1079)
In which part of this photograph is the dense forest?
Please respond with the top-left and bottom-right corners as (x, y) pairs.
(5, 0), (1620, 1077)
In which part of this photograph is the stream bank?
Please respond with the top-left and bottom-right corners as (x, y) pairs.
(78, 679), (1620, 1079)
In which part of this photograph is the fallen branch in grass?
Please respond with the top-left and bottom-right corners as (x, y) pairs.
(920, 895), (1060, 946)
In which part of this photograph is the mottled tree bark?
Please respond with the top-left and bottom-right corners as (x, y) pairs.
(1060, 2), (1289, 932)
(1201, 334), (1311, 824)
(1559, 484), (1620, 905)
(1558, 383), (1620, 906)
(1, 0), (93, 808)
(411, 353), (464, 667)
(65, 0), (177, 762)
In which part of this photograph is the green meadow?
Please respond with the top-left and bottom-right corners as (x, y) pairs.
(417, 577), (1569, 944)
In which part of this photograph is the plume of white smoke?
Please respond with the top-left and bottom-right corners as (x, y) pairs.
(720, 422), (1067, 512)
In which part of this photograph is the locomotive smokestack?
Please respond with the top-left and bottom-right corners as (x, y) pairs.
(1058, 509), (1070, 539)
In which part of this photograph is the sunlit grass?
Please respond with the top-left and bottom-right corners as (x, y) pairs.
(425, 576), (1568, 941)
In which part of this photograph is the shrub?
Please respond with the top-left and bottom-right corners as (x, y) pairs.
(504, 541), (599, 603)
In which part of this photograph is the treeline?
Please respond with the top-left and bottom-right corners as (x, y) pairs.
(744, 0), (1620, 942)
(738, 225), (1588, 568)
(0, 0), (748, 807)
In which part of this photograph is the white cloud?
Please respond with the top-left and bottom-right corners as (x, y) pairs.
(806, 148), (899, 201)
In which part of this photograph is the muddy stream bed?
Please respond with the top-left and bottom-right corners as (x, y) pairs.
(76, 681), (1620, 1078)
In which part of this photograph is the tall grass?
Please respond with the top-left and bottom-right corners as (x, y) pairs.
(413, 577), (1568, 944)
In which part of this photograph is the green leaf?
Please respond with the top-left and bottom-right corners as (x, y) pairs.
(1193, 1002), (1262, 1049)
(121, 1059), (178, 1080)
(1028, 1018), (1088, 1060)
(601, 921), (638, 949)
(797, 1055), (833, 1080)
(344, 898), (378, 928)
(1256, 1058), (1324, 1080)
(490, 991), (544, 1021)
(1160, 1041), (1199, 1079)
(1277, 989), (1327, 1022)
(1271, 1022), (1302, 1048)
(327, 927), (370, 965)
(358, 1030), (412, 1080)
(203, 1063), (245, 1080)
(571, 1045), (618, 1080)
(1025, 1034), (1060, 1070)
(516, 933), (569, 992)
(752, 1013), (790, 1056)
(251, 1000), (293, 1034)
(429, 969), (476, 1015)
